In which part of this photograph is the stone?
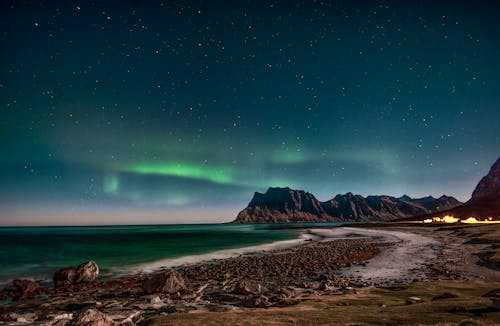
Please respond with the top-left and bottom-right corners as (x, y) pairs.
(74, 261), (99, 283)
(10, 279), (45, 301)
(406, 296), (423, 304)
(54, 313), (74, 321)
(318, 281), (336, 291)
(70, 309), (114, 326)
(54, 261), (99, 287)
(148, 295), (162, 305)
(143, 269), (186, 294)
(54, 268), (77, 287)
(232, 280), (262, 295)
(49, 313), (74, 326)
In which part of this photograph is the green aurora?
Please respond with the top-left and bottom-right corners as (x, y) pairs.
(0, 1), (499, 224)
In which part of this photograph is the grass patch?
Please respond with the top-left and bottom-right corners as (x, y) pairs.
(145, 281), (500, 325)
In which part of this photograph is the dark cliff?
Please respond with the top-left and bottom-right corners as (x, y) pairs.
(233, 187), (461, 223)
(431, 157), (500, 219)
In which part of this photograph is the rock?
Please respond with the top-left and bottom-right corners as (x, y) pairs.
(147, 295), (162, 305)
(277, 287), (294, 297)
(70, 309), (114, 326)
(318, 281), (336, 292)
(119, 311), (142, 325)
(242, 295), (271, 308)
(134, 295), (169, 310)
(8, 279), (45, 301)
(54, 268), (77, 287)
(2, 312), (37, 324)
(48, 313), (73, 326)
(143, 269), (186, 294)
(54, 313), (74, 321)
(232, 280), (262, 295)
(406, 296), (423, 304)
(75, 261), (99, 283)
(119, 319), (134, 326)
(54, 261), (99, 287)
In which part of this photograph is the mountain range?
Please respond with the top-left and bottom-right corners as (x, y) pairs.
(233, 188), (461, 223)
(233, 156), (500, 223)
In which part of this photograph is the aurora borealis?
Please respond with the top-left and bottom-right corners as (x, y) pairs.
(1, 1), (499, 225)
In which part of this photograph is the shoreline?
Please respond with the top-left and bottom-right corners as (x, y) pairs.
(0, 227), (316, 288)
(119, 230), (319, 276)
(1, 224), (500, 325)
(0, 222), (351, 287)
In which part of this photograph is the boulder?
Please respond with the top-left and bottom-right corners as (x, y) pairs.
(74, 261), (99, 283)
(232, 280), (262, 295)
(70, 309), (113, 326)
(9, 279), (45, 301)
(143, 269), (186, 294)
(54, 261), (99, 287)
(54, 268), (77, 287)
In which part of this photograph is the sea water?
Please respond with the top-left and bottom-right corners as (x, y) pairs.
(0, 222), (348, 287)
(0, 223), (302, 286)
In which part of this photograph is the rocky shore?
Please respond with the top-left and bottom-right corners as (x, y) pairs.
(0, 238), (378, 325)
(1, 225), (499, 325)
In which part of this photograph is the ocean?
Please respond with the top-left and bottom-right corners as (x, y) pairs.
(0, 223), (330, 286)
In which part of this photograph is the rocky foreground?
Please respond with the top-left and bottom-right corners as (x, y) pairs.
(0, 239), (378, 325)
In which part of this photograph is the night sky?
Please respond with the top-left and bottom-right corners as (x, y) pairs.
(1, 1), (499, 225)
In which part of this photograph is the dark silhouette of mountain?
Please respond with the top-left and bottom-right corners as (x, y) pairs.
(429, 157), (500, 219)
(233, 187), (461, 223)
(471, 157), (500, 201)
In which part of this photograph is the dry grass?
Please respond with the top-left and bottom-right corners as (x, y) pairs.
(446, 224), (500, 265)
(146, 281), (500, 325)
(463, 225), (500, 264)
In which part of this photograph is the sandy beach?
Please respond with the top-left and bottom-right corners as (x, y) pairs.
(1, 224), (500, 325)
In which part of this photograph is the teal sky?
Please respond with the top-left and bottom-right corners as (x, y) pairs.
(0, 1), (499, 225)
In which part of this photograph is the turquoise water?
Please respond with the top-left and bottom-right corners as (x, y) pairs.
(0, 224), (303, 285)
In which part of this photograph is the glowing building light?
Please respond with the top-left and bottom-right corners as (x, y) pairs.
(442, 215), (459, 223)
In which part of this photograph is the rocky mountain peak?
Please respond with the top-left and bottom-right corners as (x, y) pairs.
(471, 157), (500, 201)
(234, 187), (461, 223)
